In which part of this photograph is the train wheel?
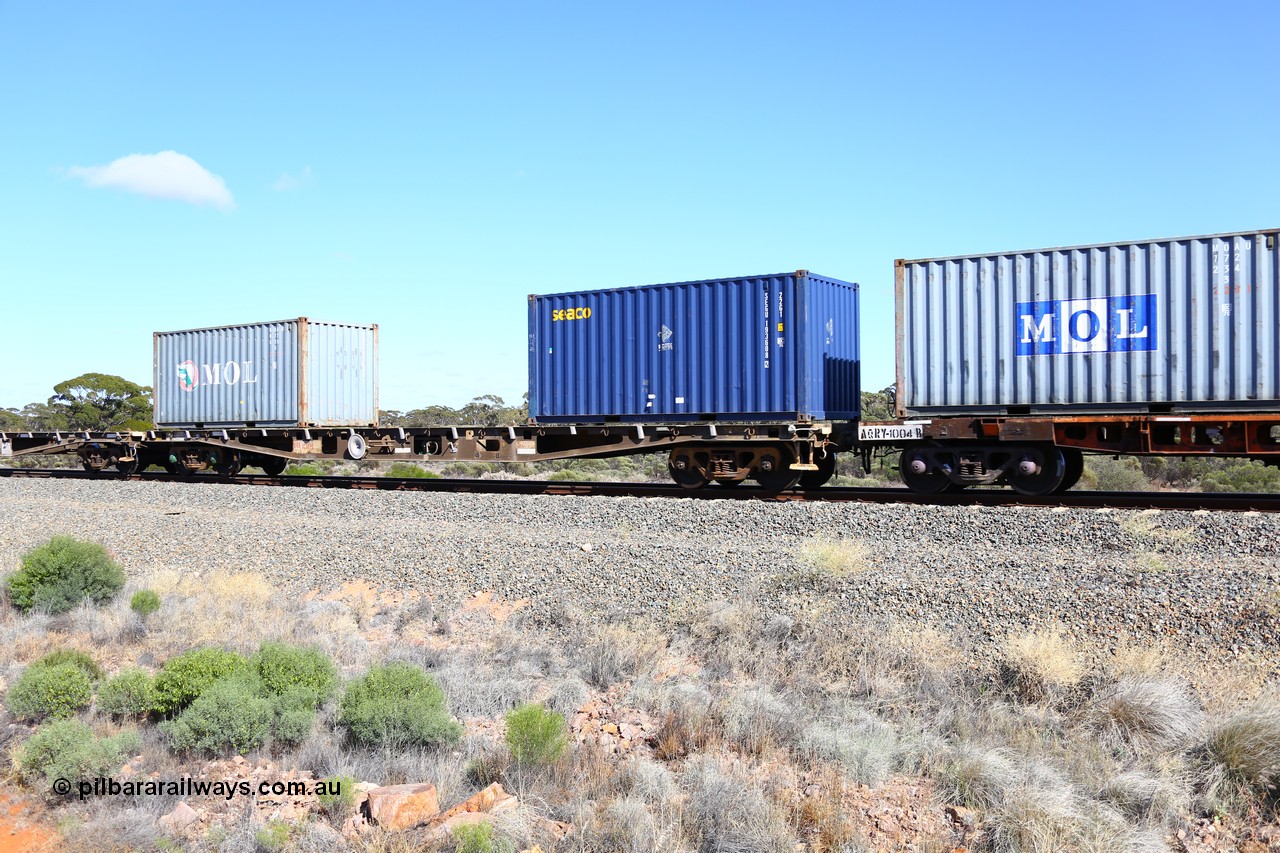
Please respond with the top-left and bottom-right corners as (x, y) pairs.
(214, 451), (243, 477)
(753, 448), (801, 492)
(670, 450), (711, 484)
(798, 451), (837, 489)
(1006, 447), (1066, 496)
(1056, 449), (1084, 493)
(899, 450), (952, 494)
(258, 456), (288, 477)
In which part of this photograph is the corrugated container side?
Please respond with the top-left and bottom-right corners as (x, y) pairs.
(529, 272), (859, 423)
(897, 229), (1280, 415)
(302, 321), (379, 426)
(153, 319), (378, 427)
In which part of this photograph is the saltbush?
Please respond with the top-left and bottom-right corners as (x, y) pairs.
(454, 820), (513, 853)
(252, 642), (337, 706)
(338, 662), (461, 747)
(5, 536), (125, 614)
(505, 702), (568, 767)
(97, 669), (157, 719)
(17, 720), (141, 792)
(34, 649), (103, 681)
(317, 774), (358, 816)
(269, 686), (319, 747)
(162, 673), (273, 755)
(152, 647), (249, 714)
(129, 589), (161, 618)
(7, 662), (94, 721)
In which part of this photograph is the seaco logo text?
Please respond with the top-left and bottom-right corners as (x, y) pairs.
(1015, 294), (1157, 357)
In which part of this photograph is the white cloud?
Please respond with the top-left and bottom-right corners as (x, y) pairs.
(273, 165), (312, 192)
(67, 151), (234, 210)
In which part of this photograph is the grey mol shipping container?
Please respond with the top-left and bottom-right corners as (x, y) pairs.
(154, 318), (378, 428)
(896, 229), (1280, 416)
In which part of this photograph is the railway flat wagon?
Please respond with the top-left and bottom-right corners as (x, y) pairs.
(154, 318), (379, 428)
(865, 229), (1280, 495)
(529, 270), (860, 423)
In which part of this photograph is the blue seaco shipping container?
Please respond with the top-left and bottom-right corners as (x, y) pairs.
(154, 318), (378, 428)
(896, 228), (1280, 416)
(529, 271), (860, 423)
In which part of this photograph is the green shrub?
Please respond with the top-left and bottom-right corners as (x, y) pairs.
(505, 703), (568, 768)
(385, 462), (440, 479)
(1200, 459), (1280, 493)
(255, 820), (291, 852)
(152, 647), (249, 715)
(97, 669), (156, 719)
(338, 662), (462, 747)
(454, 820), (512, 853)
(129, 589), (161, 618)
(7, 663), (93, 721)
(161, 673), (273, 755)
(546, 469), (591, 482)
(1084, 457), (1150, 492)
(252, 642), (337, 706)
(34, 649), (102, 681)
(17, 720), (141, 792)
(283, 462), (326, 476)
(269, 686), (318, 747)
(317, 774), (358, 816)
(5, 536), (125, 614)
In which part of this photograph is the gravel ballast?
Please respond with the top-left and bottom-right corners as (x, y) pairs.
(1, 478), (1278, 668)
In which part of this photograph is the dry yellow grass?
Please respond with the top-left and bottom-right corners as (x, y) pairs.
(1000, 627), (1084, 701)
(796, 535), (870, 578)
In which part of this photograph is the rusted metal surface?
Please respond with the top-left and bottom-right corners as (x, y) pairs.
(860, 414), (1280, 457)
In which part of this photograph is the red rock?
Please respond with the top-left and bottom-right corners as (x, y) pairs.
(365, 782), (441, 830)
(159, 801), (200, 833)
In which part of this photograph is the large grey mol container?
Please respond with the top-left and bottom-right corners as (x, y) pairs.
(897, 229), (1280, 416)
(154, 318), (378, 428)
(529, 271), (860, 423)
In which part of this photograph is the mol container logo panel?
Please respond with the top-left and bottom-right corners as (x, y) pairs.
(1015, 294), (1157, 357)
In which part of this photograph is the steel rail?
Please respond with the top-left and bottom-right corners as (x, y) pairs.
(2, 467), (1278, 512)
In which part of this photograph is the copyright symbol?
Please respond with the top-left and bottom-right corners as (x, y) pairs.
(52, 778), (71, 796)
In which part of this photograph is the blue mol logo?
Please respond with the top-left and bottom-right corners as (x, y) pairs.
(1015, 294), (1157, 356)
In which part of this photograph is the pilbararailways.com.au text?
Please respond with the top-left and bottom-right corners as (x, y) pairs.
(54, 776), (340, 801)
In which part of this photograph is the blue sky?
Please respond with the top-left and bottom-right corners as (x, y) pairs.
(2, 1), (1277, 412)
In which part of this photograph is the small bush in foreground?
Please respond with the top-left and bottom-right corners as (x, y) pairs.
(796, 535), (869, 578)
(505, 703), (567, 768)
(7, 662), (93, 721)
(34, 648), (103, 681)
(97, 669), (157, 719)
(453, 819), (512, 853)
(152, 647), (249, 714)
(999, 628), (1083, 702)
(252, 642), (337, 706)
(1202, 695), (1280, 805)
(162, 673), (273, 755)
(338, 662), (461, 747)
(317, 774), (358, 816)
(255, 820), (291, 852)
(5, 536), (125, 614)
(18, 720), (140, 793)
(1087, 677), (1203, 753)
(129, 589), (161, 618)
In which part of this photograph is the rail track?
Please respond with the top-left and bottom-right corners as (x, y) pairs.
(2, 467), (1278, 512)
